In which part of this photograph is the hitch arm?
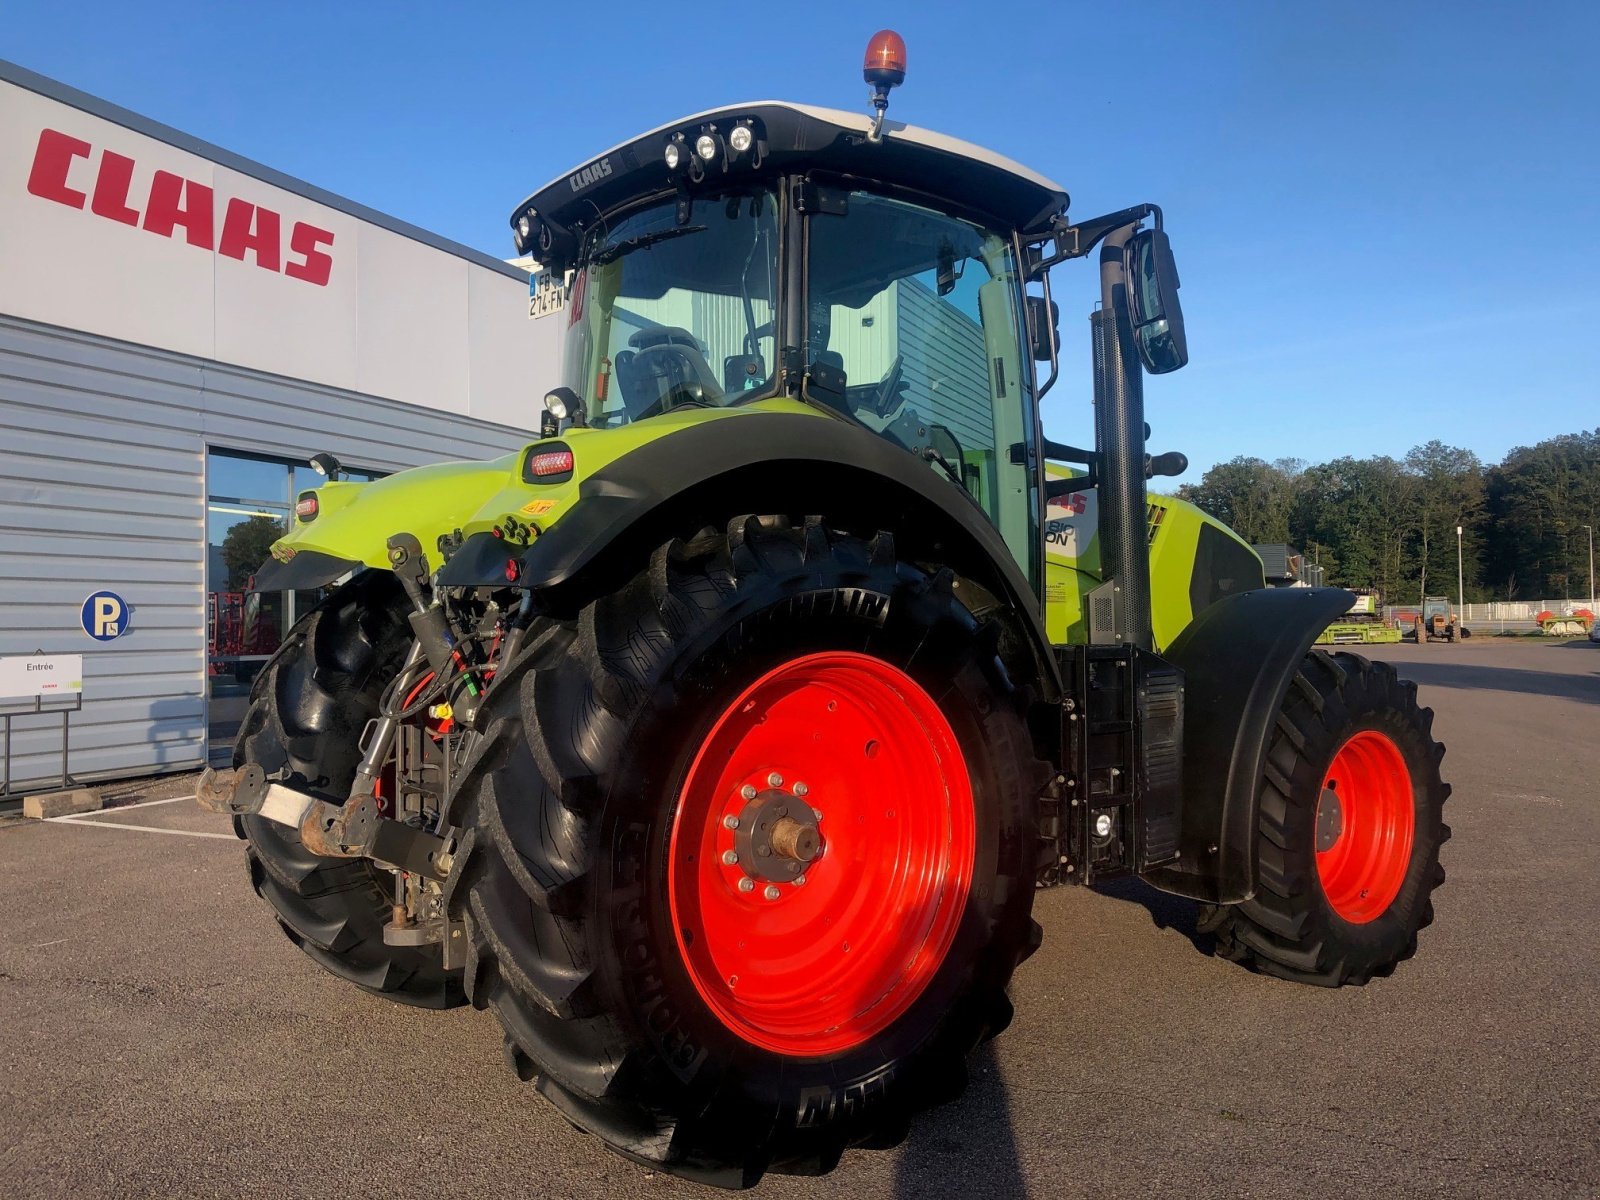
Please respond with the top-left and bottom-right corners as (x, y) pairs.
(196, 764), (453, 881)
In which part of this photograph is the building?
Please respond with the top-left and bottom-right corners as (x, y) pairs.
(0, 60), (562, 790)
(1253, 543), (1326, 589)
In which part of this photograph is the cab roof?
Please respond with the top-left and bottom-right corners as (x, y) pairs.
(512, 101), (1070, 269)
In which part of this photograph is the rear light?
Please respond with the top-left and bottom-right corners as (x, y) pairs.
(295, 493), (318, 521)
(522, 442), (575, 483)
(530, 450), (574, 476)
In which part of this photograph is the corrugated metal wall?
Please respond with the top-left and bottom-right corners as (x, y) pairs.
(0, 313), (532, 789)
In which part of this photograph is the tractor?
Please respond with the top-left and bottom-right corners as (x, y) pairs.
(1413, 595), (1469, 643)
(196, 32), (1449, 1188)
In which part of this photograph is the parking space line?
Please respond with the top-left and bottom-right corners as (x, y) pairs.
(91, 795), (197, 813)
(45, 817), (236, 842)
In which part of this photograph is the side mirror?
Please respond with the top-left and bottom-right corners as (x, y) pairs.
(1026, 295), (1059, 362)
(1125, 228), (1188, 374)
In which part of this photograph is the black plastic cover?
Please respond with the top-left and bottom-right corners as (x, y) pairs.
(1143, 586), (1353, 903)
(251, 550), (363, 593)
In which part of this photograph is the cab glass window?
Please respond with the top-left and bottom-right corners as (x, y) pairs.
(805, 190), (1037, 579)
(563, 189), (780, 425)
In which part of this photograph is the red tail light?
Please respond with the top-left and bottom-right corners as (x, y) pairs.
(295, 493), (318, 521)
(529, 450), (574, 477)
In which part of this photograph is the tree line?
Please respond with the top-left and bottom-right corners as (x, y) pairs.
(1174, 429), (1600, 604)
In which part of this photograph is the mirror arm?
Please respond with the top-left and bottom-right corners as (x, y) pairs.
(1042, 439), (1096, 464)
(1045, 472), (1097, 500)
(1026, 204), (1156, 278)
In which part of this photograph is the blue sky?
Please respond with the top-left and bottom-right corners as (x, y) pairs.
(6, 1), (1596, 483)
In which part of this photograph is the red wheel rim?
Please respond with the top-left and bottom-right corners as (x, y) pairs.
(667, 651), (975, 1057)
(1314, 730), (1416, 924)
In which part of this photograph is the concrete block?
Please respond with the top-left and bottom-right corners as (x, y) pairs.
(22, 788), (101, 819)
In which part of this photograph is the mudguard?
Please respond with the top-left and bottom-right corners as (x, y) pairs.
(1142, 586), (1354, 903)
(253, 550), (362, 592)
(438, 411), (1062, 694)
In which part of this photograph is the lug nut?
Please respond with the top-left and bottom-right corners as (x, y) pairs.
(741, 784), (757, 801)
(793, 781), (809, 798)
(723, 814), (739, 830)
(767, 772), (783, 788)
(812, 807), (823, 822)
(737, 876), (755, 893)
(764, 885), (781, 901)
(722, 849), (739, 865)
(794, 874), (807, 887)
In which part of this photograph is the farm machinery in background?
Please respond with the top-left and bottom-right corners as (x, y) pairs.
(1314, 589), (1402, 645)
(1411, 595), (1469, 643)
(206, 588), (280, 682)
(1536, 608), (1595, 637)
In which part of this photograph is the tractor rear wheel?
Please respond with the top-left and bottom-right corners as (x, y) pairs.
(232, 572), (465, 1008)
(445, 517), (1043, 1187)
(1198, 650), (1448, 986)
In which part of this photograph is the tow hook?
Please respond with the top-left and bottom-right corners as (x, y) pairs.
(196, 765), (454, 882)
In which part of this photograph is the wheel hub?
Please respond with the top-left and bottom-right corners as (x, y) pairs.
(733, 789), (824, 884)
(1315, 786), (1344, 852)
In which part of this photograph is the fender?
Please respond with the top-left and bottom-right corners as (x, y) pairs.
(1143, 586), (1354, 904)
(439, 411), (1062, 694)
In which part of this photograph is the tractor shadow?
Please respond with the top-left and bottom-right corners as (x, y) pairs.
(892, 1043), (1027, 1199)
(1091, 875), (1212, 954)
(1390, 659), (1600, 705)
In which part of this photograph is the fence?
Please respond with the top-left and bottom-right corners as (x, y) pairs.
(1382, 599), (1596, 634)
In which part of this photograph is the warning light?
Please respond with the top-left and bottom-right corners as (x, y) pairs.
(862, 31), (907, 144)
(863, 30), (907, 89)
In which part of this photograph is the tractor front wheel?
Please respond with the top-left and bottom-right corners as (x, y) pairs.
(445, 517), (1043, 1186)
(1199, 650), (1448, 986)
(232, 572), (465, 1008)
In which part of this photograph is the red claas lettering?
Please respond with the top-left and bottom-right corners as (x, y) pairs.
(23, 127), (335, 286)
(286, 222), (335, 286)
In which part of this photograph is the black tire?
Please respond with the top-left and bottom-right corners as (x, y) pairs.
(445, 517), (1044, 1187)
(232, 571), (465, 1009)
(1198, 651), (1449, 986)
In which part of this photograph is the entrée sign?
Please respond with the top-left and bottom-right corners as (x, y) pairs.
(0, 655), (85, 700)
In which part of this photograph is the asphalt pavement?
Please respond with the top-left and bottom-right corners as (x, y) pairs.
(1, 638), (1596, 1198)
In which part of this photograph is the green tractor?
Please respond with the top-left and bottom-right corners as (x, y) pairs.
(198, 32), (1449, 1187)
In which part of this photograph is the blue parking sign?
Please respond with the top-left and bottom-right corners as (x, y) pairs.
(81, 591), (129, 641)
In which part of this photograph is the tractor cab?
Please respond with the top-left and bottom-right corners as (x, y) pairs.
(514, 96), (1064, 576)
(510, 78), (1215, 639)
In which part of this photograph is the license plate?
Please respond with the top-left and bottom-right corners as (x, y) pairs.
(529, 272), (567, 319)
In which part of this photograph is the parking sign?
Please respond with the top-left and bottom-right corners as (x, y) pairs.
(80, 591), (129, 641)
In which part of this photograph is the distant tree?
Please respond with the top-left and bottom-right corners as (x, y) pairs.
(1178, 427), (1598, 603)
(1177, 456), (1301, 545)
(221, 516), (284, 590)
(1403, 442), (1484, 605)
(1290, 456), (1412, 596)
(1485, 429), (1600, 599)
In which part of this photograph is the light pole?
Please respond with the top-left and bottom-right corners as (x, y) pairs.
(1456, 524), (1464, 621)
(1584, 524), (1595, 612)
